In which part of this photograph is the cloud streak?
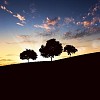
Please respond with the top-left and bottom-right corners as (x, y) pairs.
(16, 23), (24, 26)
(13, 14), (26, 26)
(0, 2), (26, 27)
(34, 24), (51, 31)
(4, 0), (8, 5)
(16, 35), (36, 44)
(13, 14), (25, 21)
(0, 59), (13, 61)
(0, 5), (13, 14)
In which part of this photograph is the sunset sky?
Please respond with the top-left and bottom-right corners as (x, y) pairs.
(0, 0), (100, 66)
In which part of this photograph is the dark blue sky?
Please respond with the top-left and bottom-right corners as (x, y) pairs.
(34, 0), (97, 17)
(0, 0), (99, 35)
(0, 0), (98, 18)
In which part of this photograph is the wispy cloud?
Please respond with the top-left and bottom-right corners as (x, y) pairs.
(0, 59), (13, 61)
(13, 14), (26, 26)
(0, 5), (26, 26)
(16, 35), (31, 40)
(6, 54), (18, 57)
(34, 24), (51, 31)
(4, 0), (8, 5)
(29, 3), (37, 13)
(97, 38), (100, 40)
(16, 23), (24, 26)
(92, 40), (100, 48)
(64, 17), (75, 24)
(5, 34), (34, 44)
(0, 5), (13, 14)
(16, 35), (36, 44)
(63, 26), (100, 39)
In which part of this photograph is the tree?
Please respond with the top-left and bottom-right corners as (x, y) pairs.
(64, 45), (78, 56)
(39, 38), (63, 61)
(20, 49), (37, 63)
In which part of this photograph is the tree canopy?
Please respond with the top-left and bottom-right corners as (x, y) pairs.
(39, 38), (63, 61)
(64, 45), (78, 56)
(20, 49), (37, 62)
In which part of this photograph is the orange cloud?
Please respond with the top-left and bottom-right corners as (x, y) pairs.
(34, 17), (60, 32)
(46, 17), (60, 26)
(83, 21), (91, 27)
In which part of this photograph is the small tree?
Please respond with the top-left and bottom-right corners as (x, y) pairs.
(39, 38), (63, 61)
(20, 49), (37, 63)
(64, 45), (78, 56)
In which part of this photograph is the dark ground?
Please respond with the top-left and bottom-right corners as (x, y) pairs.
(0, 52), (100, 78)
(0, 52), (100, 99)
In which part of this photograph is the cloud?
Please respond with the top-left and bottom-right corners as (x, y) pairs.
(97, 38), (100, 40)
(34, 24), (51, 31)
(6, 54), (18, 56)
(0, 5), (26, 26)
(81, 17), (100, 28)
(91, 17), (100, 25)
(13, 14), (26, 26)
(82, 21), (91, 27)
(45, 17), (60, 26)
(64, 17), (75, 24)
(63, 26), (100, 39)
(0, 59), (13, 61)
(37, 32), (53, 37)
(13, 13), (25, 21)
(29, 3), (37, 13)
(92, 40), (100, 48)
(16, 23), (24, 26)
(17, 35), (31, 40)
(0, 5), (13, 14)
(34, 17), (60, 32)
(16, 35), (36, 44)
(5, 34), (35, 44)
(4, 0), (8, 5)
(77, 47), (87, 54)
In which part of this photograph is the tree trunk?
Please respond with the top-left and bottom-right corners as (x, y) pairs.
(28, 59), (29, 63)
(51, 56), (52, 61)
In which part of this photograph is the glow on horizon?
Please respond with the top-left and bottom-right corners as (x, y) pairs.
(0, 34), (100, 66)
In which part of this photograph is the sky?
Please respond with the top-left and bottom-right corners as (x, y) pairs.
(0, 0), (100, 65)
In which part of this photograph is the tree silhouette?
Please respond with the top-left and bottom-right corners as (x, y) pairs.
(39, 38), (63, 61)
(20, 49), (37, 63)
(64, 45), (78, 56)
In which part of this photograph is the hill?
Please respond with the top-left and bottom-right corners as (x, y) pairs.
(0, 52), (100, 78)
(0, 52), (100, 98)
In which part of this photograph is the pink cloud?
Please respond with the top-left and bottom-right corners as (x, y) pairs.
(34, 17), (60, 32)
(45, 17), (60, 26)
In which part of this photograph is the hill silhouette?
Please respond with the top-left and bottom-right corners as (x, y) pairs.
(0, 52), (100, 99)
(0, 52), (100, 79)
